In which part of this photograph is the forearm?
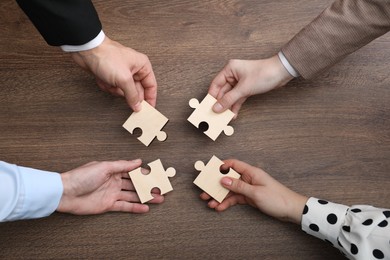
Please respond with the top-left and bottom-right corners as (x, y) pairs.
(282, 0), (390, 79)
(16, 0), (102, 46)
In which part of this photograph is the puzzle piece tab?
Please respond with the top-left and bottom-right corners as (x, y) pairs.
(128, 159), (176, 203)
(193, 155), (240, 203)
(123, 100), (168, 146)
(187, 94), (235, 141)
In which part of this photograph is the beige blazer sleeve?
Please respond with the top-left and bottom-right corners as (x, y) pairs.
(281, 0), (390, 79)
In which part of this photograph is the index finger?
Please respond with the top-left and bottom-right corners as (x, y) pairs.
(208, 63), (237, 98)
(135, 61), (157, 107)
(208, 69), (229, 98)
(103, 159), (142, 174)
(222, 159), (269, 183)
(222, 159), (256, 177)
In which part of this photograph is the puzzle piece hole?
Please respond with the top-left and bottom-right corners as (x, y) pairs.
(198, 121), (209, 132)
(151, 187), (161, 195)
(219, 164), (230, 175)
(140, 165), (151, 175)
(132, 127), (143, 138)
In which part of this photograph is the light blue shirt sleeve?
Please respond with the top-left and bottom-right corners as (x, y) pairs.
(0, 161), (63, 222)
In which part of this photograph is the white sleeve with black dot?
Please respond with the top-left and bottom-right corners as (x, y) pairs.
(301, 197), (390, 260)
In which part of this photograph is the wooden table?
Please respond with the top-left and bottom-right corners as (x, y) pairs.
(0, 0), (389, 259)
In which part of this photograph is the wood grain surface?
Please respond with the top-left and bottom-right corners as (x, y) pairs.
(0, 0), (389, 259)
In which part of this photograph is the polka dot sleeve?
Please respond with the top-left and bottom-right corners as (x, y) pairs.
(301, 197), (390, 260)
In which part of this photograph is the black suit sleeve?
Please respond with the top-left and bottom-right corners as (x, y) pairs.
(16, 0), (102, 46)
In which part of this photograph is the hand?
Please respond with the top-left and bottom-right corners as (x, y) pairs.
(57, 159), (164, 215)
(200, 159), (308, 224)
(71, 36), (157, 111)
(208, 55), (293, 117)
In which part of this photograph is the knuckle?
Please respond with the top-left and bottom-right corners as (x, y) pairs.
(139, 53), (150, 65)
(226, 59), (243, 70)
(140, 53), (148, 60)
(222, 92), (235, 105)
(117, 75), (133, 86)
(227, 59), (238, 67)
(234, 180), (245, 191)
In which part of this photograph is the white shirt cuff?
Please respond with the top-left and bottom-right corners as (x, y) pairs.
(19, 165), (63, 220)
(60, 30), (105, 52)
(301, 197), (349, 247)
(278, 51), (300, 78)
(0, 161), (63, 221)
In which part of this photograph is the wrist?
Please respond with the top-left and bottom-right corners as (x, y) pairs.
(70, 36), (112, 70)
(75, 36), (111, 57)
(287, 194), (309, 225)
(57, 172), (72, 213)
(269, 55), (294, 88)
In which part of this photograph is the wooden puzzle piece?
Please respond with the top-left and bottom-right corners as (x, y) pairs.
(122, 100), (168, 146)
(128, 159), (176, 203)
(187, 94), (235, 141)
(193, 155), (240, 203)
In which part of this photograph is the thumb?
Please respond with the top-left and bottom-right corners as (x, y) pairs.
(213, 86), (244, 113)
(221, 177), (255, 198)
(120, 77), (141, 111)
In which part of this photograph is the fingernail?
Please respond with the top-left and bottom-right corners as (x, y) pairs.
(141, 205), (149, 212)
(132, 159), (142, 164)
(221, 178), (232, 186)
(134, 102), (141, 111)
(208, 200), (216, 208)
(213, 103), (223, 112)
